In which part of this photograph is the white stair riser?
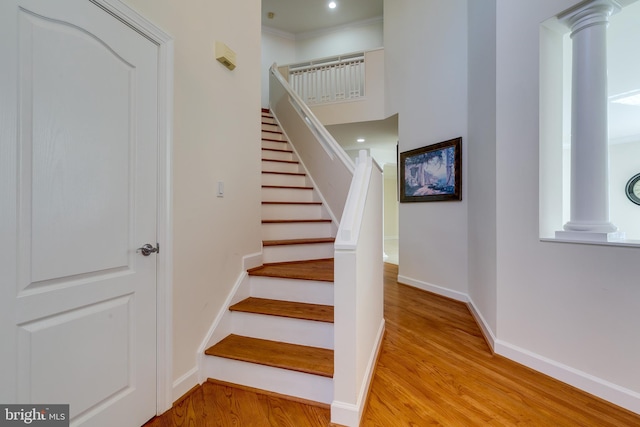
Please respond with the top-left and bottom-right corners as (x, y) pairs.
(262, 149), (294, 162)
(249, 276), (334, 305)
(262, 222), (334, 240)
(262, 131), (285, 141)
(262, 160), (300, 174)
(263, 242), (334, 263)
(261, 123), (280, 132)
(262, 187), (316, 203)
(203, 357), (333, 404)
(262, 203), (327, 220)
(230, 312), (333, 349)
(262, 173), (307, 187)
(261, 140), (290, 150)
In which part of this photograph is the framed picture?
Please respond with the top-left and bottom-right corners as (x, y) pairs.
(400, 137), (461, 202)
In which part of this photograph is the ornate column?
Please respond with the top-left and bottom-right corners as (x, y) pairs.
(556, 0), (624, 242)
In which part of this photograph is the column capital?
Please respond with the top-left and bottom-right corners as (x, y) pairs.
(558, 0), (621, 34)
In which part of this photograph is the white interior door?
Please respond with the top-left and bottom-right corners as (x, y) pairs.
(1, 1), (159, 426)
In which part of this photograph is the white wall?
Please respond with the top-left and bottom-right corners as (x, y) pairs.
(383, 165), (399, 240)
(261, 28), (296, 108)
(121, 0), (262, 399)
(467, 0), (498, 335)
(295, 18), (383, 63)
(385, 0), (469, 297)
(495, 0), (640, 411)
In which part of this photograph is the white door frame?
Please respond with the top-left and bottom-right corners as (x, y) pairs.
(91, 0), (174, 415)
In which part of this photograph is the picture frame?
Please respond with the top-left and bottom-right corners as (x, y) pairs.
(399, 137), (462, 202)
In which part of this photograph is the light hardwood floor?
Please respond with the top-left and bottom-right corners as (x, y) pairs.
(144, 263), (640, 426)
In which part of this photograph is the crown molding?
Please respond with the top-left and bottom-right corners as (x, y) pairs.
(296, 16), (383, 40)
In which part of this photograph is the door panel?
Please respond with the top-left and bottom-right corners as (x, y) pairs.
(1, 1), (159, 426)
(20, 9), (133, 286)
(19, 296), (132, 416)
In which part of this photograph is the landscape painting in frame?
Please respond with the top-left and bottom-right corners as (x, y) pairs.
(400, 137), (462, 202)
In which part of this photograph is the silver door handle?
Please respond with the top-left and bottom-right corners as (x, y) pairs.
(137, 243), (160, 256)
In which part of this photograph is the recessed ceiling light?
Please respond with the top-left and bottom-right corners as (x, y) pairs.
(357, 138), (365, 143)
(328, 1), (337, 9)
(611, 90), (640, 106)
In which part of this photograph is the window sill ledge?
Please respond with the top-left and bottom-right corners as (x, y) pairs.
(540, 236), (640, 248)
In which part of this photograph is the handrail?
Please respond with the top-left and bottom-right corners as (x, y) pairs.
(269, 63), (355, 174)
(335, 151), (377, 249)
(288, 53), (365, 73)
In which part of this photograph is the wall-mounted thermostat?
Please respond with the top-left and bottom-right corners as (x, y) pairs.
(215, 41), (236, 70)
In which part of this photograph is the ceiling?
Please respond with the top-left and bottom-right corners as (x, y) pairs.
(262, 0), (383, 35)
(325, 115), (398, 151)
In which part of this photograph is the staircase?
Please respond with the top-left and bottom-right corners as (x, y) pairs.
(203, 108), (337, 404)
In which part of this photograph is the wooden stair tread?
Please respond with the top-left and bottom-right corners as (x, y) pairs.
(262, 201), (321, 205)
(262, 158), (299, 164)
(262, 185), (313, 190)
(248, 258), (334, 282)
(262, 137), (288, 143)
(262, 147), (293, 153)
(262, 129), (283, 134)
(262, 219), (331, 223)
(262, 171), (306, 176)
(263, 237), (335, 246)
(230, 297), (333, 323)
(205, 334), (333, 378)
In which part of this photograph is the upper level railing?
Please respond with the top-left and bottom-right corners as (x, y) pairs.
(279, 49), (385, 127)
(286, 53), (366, 106)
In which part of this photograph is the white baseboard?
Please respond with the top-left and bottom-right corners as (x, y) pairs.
(243, 251), (262, 270)
(172, 366), (199, 404)
(397, 274), (469, 303)
(466, 298), (496, 352)
(196, 253), (257, 383)
(331, 401), (359, 427)
(331, 319), (385, 427)
(495, 340), (640, 415)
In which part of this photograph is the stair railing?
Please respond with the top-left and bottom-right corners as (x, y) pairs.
(287, 53), (365, 105)
(269, 63), (354, 222)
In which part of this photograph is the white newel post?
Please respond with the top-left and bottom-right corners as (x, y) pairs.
(556, 0), (624, 242)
